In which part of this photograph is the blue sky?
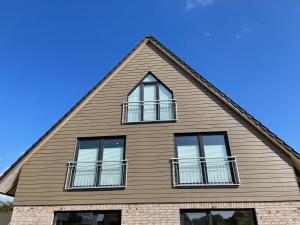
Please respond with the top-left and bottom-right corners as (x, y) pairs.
(0, 0), (300, 201)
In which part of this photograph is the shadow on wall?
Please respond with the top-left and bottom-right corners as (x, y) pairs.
(0, 212), (12, 225)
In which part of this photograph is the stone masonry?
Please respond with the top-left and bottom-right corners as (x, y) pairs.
(10, 201), (300, 225)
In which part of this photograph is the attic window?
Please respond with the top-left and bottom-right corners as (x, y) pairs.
(122, 73), (177, 123)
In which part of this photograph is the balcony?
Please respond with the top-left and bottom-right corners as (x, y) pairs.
(171, 157), (240, 187)
(122, 99), (177, 123)
(65, 160), (128, 190)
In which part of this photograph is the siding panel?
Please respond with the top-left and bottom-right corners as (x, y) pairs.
(14, 42), (300, 206)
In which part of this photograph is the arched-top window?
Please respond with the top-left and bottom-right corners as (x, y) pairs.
(123, 73), (176, 123)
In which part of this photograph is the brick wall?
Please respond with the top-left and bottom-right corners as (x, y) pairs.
(10, 201), (300, 225)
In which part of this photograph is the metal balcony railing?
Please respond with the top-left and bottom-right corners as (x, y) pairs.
(122, 99), (177, 123)
(171, 157), (240, 187)
(65, 160), (128, 190)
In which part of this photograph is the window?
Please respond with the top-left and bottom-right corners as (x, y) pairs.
(65, 137), (127, 189)
(53, 211), (121, 225)
(173, 133), (239, 186)
(180, 209), (257, 225)
(124, 73), (176, 123)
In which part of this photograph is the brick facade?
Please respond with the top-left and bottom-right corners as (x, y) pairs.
(10, 201), (300, 225)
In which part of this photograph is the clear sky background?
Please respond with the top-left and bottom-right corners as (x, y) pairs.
(0, 0), (300, 201)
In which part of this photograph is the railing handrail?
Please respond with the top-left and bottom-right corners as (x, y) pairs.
(171, 156), (237, 160)
(123, 99), (176, 104)
(66, 160), (128, 165)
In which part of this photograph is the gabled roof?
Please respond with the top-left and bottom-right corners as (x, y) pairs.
(0, 35), (299, 196)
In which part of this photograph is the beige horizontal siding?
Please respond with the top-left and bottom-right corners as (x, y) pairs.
(14, 42), (300, 206)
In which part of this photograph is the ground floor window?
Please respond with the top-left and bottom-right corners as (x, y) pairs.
(180, 209), (257, 225)
(53, 211), (121, 225)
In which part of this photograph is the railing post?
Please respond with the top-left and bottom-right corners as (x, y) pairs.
(174, 100), (178, 120)
(125, 161), (128, 187)
(65, 163), (70, 190)
(122, 103), (125, 124)
(171, 159), (176, 187)
(234, 157), (240, 185)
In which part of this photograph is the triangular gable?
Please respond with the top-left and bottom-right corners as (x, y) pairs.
(1, 35), (299, 196)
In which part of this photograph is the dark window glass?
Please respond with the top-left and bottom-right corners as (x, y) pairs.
(211, 210), (256, 225)
(79, 140), (100, 151)
(53, 211), (121, 225)
(103, 138), (124, 149)
(176, 136), (198, 147)
(180, 212), (208, 225)
(180, 210), (256, 225)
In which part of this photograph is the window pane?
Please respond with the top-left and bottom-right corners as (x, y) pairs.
(95, 212), (121, 225)
(159, 84), (172, 100)
(159, 84), (173, 120)
(143, 84), (157, 121)
(100, 139), (124, 186)
(176, 136), (203, 184)
(53, 212), (121, 225)
(203, 135), (232, 184)
(180, 210), (256, 225)
(53, 212), (94, 225)
(73, 140), (99, 187)
(211, 210), (256, 225)
(143, 74), (157, 82)
(127, 86), (141, 122)
(203, 135), (227, 158)
(180, 212), (208, 225)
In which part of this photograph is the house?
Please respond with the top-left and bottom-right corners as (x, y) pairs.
(0, 36), (299, 225)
